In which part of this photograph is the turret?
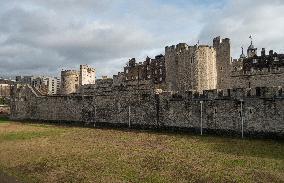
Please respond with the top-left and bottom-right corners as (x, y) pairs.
(128, 58), (136, 67)
(261, 48), (265, 57)
(213, 36), (231, 89)
(240, 47), (246, 59)
(247, 36), (257, 58)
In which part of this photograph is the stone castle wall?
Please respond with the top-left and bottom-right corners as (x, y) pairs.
(230, 67), (284, 89)
(10, 85), (284, 137)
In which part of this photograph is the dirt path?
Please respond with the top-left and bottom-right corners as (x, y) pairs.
(0, 172), (21, 183)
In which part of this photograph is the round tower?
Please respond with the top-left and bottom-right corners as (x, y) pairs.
(60, 70), (80, 95)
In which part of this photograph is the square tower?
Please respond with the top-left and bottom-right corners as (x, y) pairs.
(79, 65), (96, 86)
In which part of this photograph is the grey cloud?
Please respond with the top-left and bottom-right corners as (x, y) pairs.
(0, 1), (160, 77)
(198, 0), (284, 58)
(0, 0), (283, 78)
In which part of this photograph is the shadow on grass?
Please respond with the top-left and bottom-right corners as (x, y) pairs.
(7, 119), (284, 160)
(0, 116), (10, 123)
(199, 136), (284, 160)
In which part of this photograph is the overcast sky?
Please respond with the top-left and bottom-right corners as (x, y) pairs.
(0, 0), (284, 78)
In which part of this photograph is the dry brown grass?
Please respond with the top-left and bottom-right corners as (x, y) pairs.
(0, 120), (283, 183)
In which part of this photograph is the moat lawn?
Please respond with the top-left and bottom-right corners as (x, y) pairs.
(0, 118), (283, 183)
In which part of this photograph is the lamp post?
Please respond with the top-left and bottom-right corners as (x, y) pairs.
(128, 106), (131, 128)
(200, 100), (203, 135)
(240, 99), (244, 138)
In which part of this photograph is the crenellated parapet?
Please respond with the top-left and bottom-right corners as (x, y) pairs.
(61, 70), (80, 95)
(160, 86), (283, 101)
(231, 67), (284, 77)
(10, 83), (284, 138)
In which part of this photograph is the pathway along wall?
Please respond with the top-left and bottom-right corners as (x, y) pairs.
(10, 86), (284, 138)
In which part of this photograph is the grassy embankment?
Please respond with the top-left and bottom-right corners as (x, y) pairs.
(0, 117), (283, 183)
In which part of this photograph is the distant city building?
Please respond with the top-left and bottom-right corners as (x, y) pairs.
(0, 79), (14, 97)
(16, 76), (60, 95)
(42, 77), (61, 95)
(16, 76), (35, 85)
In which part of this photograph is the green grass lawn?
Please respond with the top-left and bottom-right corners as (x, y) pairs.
(0, 119), (283, 183)
(0, 117), (9, 123)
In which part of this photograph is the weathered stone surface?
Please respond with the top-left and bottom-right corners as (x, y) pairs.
(10, 85), (284, 138)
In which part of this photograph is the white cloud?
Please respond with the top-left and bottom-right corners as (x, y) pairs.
(198, 0), (284, 57)
(0, 0), (283, 77)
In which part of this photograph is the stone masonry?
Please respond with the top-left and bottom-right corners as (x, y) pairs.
(9, 36), (284, 138)
(10, 85), (284, 137)
(61, 64), (96, 95)
(60, 70), (80, 95)
(165, 43), (217, 92)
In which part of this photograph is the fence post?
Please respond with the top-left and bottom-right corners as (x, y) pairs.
(200, 100), (203, 135)
(240, 99), (244, 138)
(94, 106), (96, 128)
(128, 106), (131, 128)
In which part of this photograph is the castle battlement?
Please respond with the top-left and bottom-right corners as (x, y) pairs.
(162, 86), (283, 101)
(231, 67), (284, 77)
(213, 36), (230, 46)
(165, 45), (176, 52)
(61, 70), (79, 76)
(9, 35), (284, 138)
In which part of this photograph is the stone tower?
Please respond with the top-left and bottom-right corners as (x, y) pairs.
(165, 45), (179, 91)
(79, 65), (96, 86)
(60, 70), (80, 95)
(247, 41), (257, 58)
(213, 36), (231, 89)
(165, 42), (217, 92)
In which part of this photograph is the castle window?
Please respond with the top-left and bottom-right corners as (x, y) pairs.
(253, 59), (258, 64)
(256, 87), (261, 96)
(126, 69), (129, 73)
(220, 67), (223, 71)
(274, 57), (279, 62)
(278, 87), (282, 96)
